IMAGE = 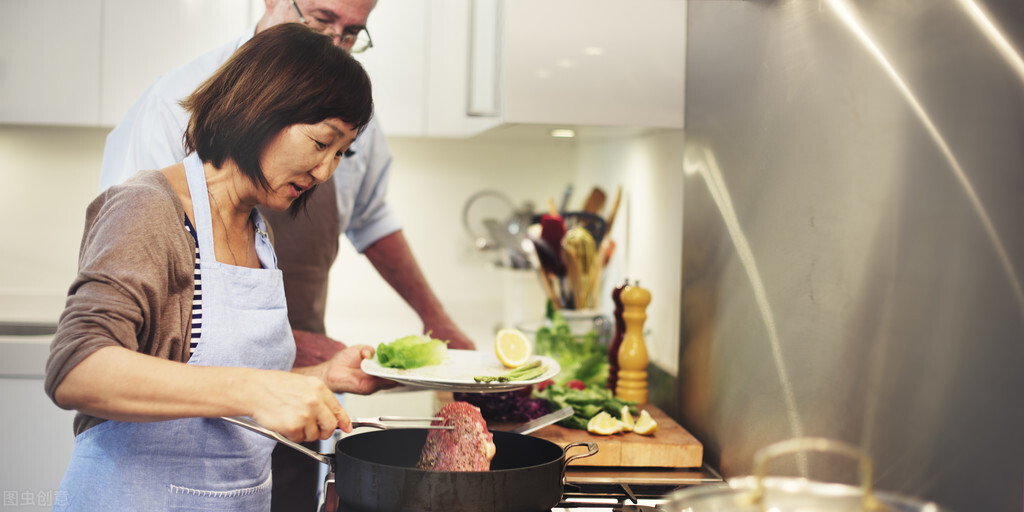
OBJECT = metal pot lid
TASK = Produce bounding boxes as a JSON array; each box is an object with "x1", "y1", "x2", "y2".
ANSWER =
[
  {"x1": 663, "y1": 476, "x2": 947, "y2": 512},
  {"x1": 662, "y1": 438, "x2": 949, "y2": 512}
]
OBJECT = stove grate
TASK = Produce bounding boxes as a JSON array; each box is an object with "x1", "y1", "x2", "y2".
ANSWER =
[{"x1": 555, "y1": 481, "x2": 687, "y2": 510}]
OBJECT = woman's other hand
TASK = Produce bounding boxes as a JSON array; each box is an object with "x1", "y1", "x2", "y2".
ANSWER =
[{"x1": 294, "y1": 344, "x2": 398, "y2": 395}]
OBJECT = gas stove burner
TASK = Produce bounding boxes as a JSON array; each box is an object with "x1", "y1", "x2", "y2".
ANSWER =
[{"x1": 555, "y1": 481, "x2": 683, "y2": 510}]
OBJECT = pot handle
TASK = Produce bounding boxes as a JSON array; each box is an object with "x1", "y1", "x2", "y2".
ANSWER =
[
  {"x1": 742, "y1": 437, "x2": 882, "y2": 511},
  {"x1": 560, "y1": 442, "x2": 599, "y2": 484},
  {"x1": 221, "y1": 416, "x2": 333, "y2": 468}
]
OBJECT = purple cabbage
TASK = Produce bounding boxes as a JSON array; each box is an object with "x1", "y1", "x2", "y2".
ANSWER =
[{"x1": 454, "y1": 388, "x2": 551, "y2": 423}]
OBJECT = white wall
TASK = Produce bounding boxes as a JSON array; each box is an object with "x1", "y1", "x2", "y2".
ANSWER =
[
  {"x1": 0, "y1": 125, "x2": 109, "y2": 322},
  {"x1": 575, "y1": 129, "x2": 685, "y2": 376}
]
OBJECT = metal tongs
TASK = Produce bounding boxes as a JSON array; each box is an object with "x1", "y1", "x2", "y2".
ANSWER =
[
  {"x1": 221, "y1": 415, "x2": 451, "y2": 468},
  {"x1": 350, "y1": 416, "x2": 453, "y2": 430},
  {"x1": 221, "y1": 415, "x2": 451, "y2": 435}
]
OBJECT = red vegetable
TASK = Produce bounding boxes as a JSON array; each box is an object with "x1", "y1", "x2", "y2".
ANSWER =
[
  {"x1": 536, "y1": 379, "x2": 554, "y2": 391},
  {"x1": 566, "y1": 379, "x2": 586, "y2": 390},
  {"x1": 453, "y1": 389, "x2": 551, "y2": 423}
]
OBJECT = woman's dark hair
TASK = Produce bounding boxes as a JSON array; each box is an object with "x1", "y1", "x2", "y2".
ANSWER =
[{"x1": 181, "y1": 23, "x2": 373, "y2": 213}]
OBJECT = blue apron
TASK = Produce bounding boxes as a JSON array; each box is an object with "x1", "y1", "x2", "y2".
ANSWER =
[{"x1": 56, "y1": 154, "x2": 297, "y2": 511}]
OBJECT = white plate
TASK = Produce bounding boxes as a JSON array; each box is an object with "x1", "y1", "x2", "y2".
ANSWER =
[{"x1": 361, "y1": 349, "x2": 559, "y2": 393}]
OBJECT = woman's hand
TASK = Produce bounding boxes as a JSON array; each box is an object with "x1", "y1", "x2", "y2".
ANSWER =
[
  {"x1": 294, "y1": 344, "x2": 399, "y2": 395},
  {"x1": 51, "y1": 346, "x2": 351, "y2": 443},
  {"x1": 246, "y1": 370, "x2": 351, "y2": 443}
]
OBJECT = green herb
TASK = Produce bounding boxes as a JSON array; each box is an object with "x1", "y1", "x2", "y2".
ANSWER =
[
  {"x1": 474, "y1": 360, "x2": 546, "y2": 382},
  {"x1": 533, "y1": 308, "x2": 609, "y2": 387},
  {"x1": 533, "y1": 382, "x2": 636, "y2": 430},
  {"x1": 376, "y1": 333, "x2": 449, "y2": 369}
]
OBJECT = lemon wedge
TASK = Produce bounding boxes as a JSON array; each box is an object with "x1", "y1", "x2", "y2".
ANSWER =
[
  {"x1": 619, "y1": 405, "x2": 635, "y2": 432},
  {"x1": 495, "y1": 328, "x2": 533, "y2": 368},
  {"x1": 586, "y1": 411, "x2": 623, "y2": 436},
  {"x1": 633, "y1": 409, "x2": 658, "y2": 435}
]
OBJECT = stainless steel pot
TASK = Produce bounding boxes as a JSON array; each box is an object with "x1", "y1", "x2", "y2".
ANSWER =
[{"x1": 663, "y1": 438, "x2": 950, "y2": 512}]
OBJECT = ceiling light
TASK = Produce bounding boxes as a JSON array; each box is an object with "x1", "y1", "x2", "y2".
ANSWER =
[{"x1": 549, "y1": 128, "x2": 576, "y2": 138}]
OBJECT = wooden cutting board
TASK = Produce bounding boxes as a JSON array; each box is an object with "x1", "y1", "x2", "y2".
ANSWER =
[{"x1": 496, "y1": 405, "x2": 703, "y2": 468}]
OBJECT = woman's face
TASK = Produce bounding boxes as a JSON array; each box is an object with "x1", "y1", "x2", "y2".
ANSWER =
[{"x1": 257, "y1": 118, "x2": 357, "y2": 210}]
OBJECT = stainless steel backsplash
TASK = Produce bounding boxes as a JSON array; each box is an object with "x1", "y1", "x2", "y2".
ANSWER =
[{"x1": 674, "y1": 1, "x2": 1024, "y2": 509}]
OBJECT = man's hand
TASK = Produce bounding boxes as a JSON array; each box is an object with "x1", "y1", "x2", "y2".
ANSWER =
[
  {"x1": 425, "y1": 321, "x2": 476, "y2": 350},
  {"x1": 293, "y1": 329, "x2": 346, "y2": 367},
  {"x1": 294, "y1": 344, "x2": 399, "y2": 395}
]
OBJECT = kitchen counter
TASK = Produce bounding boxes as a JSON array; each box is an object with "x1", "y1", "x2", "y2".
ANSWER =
[
  {"x1": 0, "y1": 322, "x2": 56, "y2": 378},
  {"x1": 0, "y1": 325, "x2": 77, "y2": 512}
]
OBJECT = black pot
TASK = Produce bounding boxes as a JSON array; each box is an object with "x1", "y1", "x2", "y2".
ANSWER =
[{"x1": 333, "y1": 430, "x2": 597, "y2": 512}]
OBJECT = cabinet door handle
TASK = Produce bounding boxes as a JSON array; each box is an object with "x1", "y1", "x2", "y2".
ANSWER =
[{"x1": 466, "y1": 0, "x2": 503, "y2": 117}]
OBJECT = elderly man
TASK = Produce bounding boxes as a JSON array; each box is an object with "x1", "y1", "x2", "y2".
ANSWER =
[{"x1": 99, "y1": 1, "x2": 476, "y2": 509}]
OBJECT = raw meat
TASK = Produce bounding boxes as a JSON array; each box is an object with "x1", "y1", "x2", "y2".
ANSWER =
[{"x1": 417, "y1": 401, "x2": 496, "y2": 471}]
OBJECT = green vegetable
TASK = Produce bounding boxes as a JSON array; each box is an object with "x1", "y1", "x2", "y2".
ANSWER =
[
  {"x1": 533, "y1": 308, "x2": 608, "y2": 387},
  {"x1": 376, "y1": 333, "x2": 449, "y2": 369},
  {"x1": 474, "y1": 360, "x2": 546, "y2": 383},
  {"x1": 533, "y1": 382, "x2": 636, "y2": 431}
]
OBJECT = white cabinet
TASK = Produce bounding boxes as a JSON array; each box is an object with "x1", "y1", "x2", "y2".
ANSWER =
[
  {"x1": 357, "y1": 0, "x2": 501, "y2": 137},
  {"x1": 361, "y1": 0, "x2": 685, "y2": 137},
  {"x1": 355, "y1": 0, "x2": 430, "y2": 136},
  {"x1": 501, "y1": 0, "x2": 686, "y2": 128},
  {"x1": 0, "y1": 0, "x2": 102, "y2": 126},
  {"x1": 0, "y1": 0, "x2": 253, "y2": 127},
  {"x1": 100, "y1": 0, "x2": 253, "y2": 126}
]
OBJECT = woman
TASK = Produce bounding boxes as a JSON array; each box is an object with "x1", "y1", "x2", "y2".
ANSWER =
[{"x1": 45, "y1": 24, "x2": 383, "y2": 510}]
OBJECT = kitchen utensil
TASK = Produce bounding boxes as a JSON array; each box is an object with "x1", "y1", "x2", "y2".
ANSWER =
[
  {"x1": 335, "y1": 429, "x2": 597, "y2": 512},
  {"x1": 581, "y1": 186, "x2": 607, "y2": 215},
  {"x1": 604, "y1": 185, "x2": 623, "y2": 234},
  {"x1": 540, "y1": 211, "x2": 606, "y2": 246},
  {"x1": 597, "y1": 185, "x2": 622, "y2": 267},
  {"x1": 661, "y1": 438, "x2": 949, "y2": 511},
  {"x1": 508, "y1": 406, "x2": 574, "y2": 435},
  {"x1": 558, "y1": 184, "x2": 574, "y2": 212},
  {"x1": 220, "y1": 415, "x2": 453, "y2": 467},
  {"x1": 227, "y1": 414, "x2": 598, "y2": 512},
  {"x1": 224, "y1": 415, "x2": 451, "y2": 435},
  {"x1": 540, "y1": 197, "x2": 568, "y2": 279},
  {"x1": 561, "y1": 226, "x2": 597, "y2": 309},
  {"x1": 461, "y1": 189, "x2": 516, "y2": 250},
  {"x1": 525, "y1": 234, "x2": 565, "y2": 307},
  {"x1": 483, "y1": 218, "x2": 530, "y2": 269},
  {"x1": 527, "y1": 234, "x2": 564, "y2": 277},
  {"x1": 601, "y1": 238, "x2": 617, "y2": 266},
  {"x1": 537, "y1": 268, "x2": 562, "y2": 308}
]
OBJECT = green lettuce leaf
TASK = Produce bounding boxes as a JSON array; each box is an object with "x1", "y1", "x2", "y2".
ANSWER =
[{"x1": 376, "y1": 334, "x2": 449, "y2": 369}]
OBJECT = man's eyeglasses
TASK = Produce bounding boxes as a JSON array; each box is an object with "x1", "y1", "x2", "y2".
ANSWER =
[{"x1": 290, "y1": 0, "x2": 373, "y2": 53}]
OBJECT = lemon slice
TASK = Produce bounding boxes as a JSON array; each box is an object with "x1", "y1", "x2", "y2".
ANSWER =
[
  {"x1": 495, "y1": 328, "x2": 533, "y2": 368},
  {"x1": 633, "y1": 409, "x2": 658, "y2": 435},
  {"x1": 619, "y1": 405, "x2": 635, "y2": 432},
  {"x1": 586, "y1": 411, "x2": 623, "y2": 435}
]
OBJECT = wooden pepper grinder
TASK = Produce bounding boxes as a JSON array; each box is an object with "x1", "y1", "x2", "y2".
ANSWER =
[
  {"x1": 606, "y1": 279, "x2": 628, "y2": 391},
  {"x1": 615, "y1": 282, "x2": 651, "y2": 404}
]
